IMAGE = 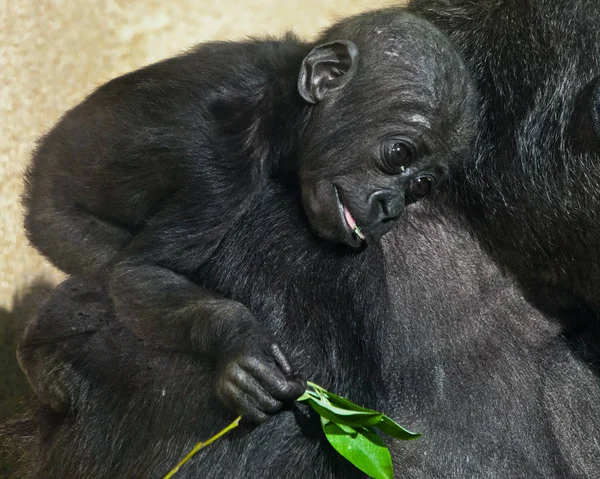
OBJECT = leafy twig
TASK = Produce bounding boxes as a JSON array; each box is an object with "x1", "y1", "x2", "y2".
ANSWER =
[
  {"x1": 164, "y1": 382, "x2": 420, "y2": 479},
  {"x1": 297, "y1": 381, "x2": 420, "y2": 479}
]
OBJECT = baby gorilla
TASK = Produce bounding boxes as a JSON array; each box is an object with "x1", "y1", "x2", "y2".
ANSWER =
[{"x1": 23, "y1": 9, "x2": 475, "y2": 422}]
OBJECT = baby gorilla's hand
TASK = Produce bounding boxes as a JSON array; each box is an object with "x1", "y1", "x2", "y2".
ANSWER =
[{"x1": 215, "y1": 333, "x2": 306, "y2": 423}]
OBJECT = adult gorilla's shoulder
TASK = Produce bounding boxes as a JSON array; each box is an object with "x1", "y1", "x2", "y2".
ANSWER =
[{"x1": 410, "y1": 0, "x2": 600, "y2": 312}]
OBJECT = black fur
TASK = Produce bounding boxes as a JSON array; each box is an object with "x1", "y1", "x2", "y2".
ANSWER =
[
  {"x1": 11, "y1": 0, "x2": 600, "y2": 477},
  {"x1": 410, "y1": 0, "x2": 600, "y2": 313},
  {"x1": 21, "y1": 8, "x2": 474, "y2": 423},
  {"x1": 17, "y1": 184, "x2": 390, "y2": 478}
]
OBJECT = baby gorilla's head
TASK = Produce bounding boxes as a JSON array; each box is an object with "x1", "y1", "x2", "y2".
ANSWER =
[{"x1": 297, "y1": 9, "x2": 476, "y2": 248}]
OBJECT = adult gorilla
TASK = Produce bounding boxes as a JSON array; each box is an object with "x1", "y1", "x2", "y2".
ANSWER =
[
  {"x1": 12, "y1": 0, "x2": 600, "y2": 477},
  {"x1": 384, "y1": 0, "x2": 600, "y2": 475}
]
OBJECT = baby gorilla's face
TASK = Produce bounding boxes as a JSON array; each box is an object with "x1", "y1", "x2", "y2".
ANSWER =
[
  {"x1": 298, "y1": 19, "x2": 476, "y2": 249},
  {"x1": 301, "y1": 136, "x2": 441, "y2": 248}
]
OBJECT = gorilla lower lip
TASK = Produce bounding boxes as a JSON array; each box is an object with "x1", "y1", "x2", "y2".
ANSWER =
[{"x1": 344, "y1": 207, "x2": 365, "y2": 240}]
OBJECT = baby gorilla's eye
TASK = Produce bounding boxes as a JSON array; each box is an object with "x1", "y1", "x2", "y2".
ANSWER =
[
  {"x1": 391, "y1": 143, "x2": 410, "y2": 163},
  {"x1": 383, "y1": 140, "x2": 412, "y2": 174},
  {"x1": 409, "y1": 175, "x2": 434, "y2": 200}
]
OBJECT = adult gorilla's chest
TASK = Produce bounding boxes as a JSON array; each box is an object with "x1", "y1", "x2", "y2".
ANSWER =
[{"x1": 381, "y1": 206, "x2": 600, "y2": 477}]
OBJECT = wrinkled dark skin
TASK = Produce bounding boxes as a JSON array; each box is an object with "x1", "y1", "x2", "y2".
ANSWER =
[{"x1": 21, "y1": 9, "x2": 474, "y2": 422}]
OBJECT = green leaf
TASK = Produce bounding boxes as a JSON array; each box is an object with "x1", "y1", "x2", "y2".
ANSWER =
[
  {"x1": 297, "y1": 390, "x2": 314, "y2": 402},
  {"x1": 321, "y1": 418, "x2": 393, "y2": 479},
  {"x1": 375, "y1": 415, "x2": 421, "y2": 440},
  {"x1": 310, "y1": 396, "x2": 381, "y2": 418},
  {"x1": 306, "y1": 397, "x2": 384, "y2": 428},
  {"x1": 297, "y1": 385, "x2": 326, "y2": 403},
  {"x1": 301, "y1": 382, "x2": 420, "y2": 438},
  {"x1": 302, "y1": 382, "x2": 381, "y2": 417},
  {"x1": 320, "y1": 389, "x2": 382, "y2": 414},
  {"x1": 299, "y1": 384, "x2": 383, "y2": 426}
]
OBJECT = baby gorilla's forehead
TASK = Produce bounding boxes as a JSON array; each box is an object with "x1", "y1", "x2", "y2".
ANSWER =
[
  {"x1": 357, "y1": 40, "x2": 472, "y2": 128},
  {"x1": 308, "y1": 9, "x2": 476, "y2": 159},
  {"x1": 343, "y1": 62, "x2": 457, "y2": 128},
  {"x1": 362, "y1": 34, "x2": 461, "y2": 81}
]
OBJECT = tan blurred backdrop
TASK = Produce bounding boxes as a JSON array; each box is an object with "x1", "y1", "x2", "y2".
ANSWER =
[{"x1": 0, "y1": 0, "x2": 405, "y2": 310}]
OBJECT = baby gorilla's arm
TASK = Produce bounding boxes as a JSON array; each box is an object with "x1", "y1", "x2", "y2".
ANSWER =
[
  {"x1": 111, "y1": 259, "x2": 305, "y2": 423},
  {"x1": 106, "y1": 190, "x2": 306, "y2": 422}
]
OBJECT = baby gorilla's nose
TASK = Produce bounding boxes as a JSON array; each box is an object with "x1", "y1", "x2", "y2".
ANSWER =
[{"x1": 367, "y1": 189, "x2": 404, "y2": 228}]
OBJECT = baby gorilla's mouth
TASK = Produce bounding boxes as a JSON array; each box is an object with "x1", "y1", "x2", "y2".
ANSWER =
[
  {"x1": 333, "y1": 185, "x2": 365, "y2": 241},
  {"x1": 343, "y1": 206, "x2": 365, "y2": 240}
]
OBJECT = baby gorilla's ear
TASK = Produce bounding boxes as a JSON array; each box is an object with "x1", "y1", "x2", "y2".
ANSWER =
[
  {"x1": 298, "y1": 40, "x2": 359, "y2": 104},
  {"x1": 570, "y1": 75, "x2": 600, "y2": 153}
]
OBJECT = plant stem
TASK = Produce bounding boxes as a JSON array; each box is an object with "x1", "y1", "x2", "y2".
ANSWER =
[{"x1": 162, "y1": 416, "x2": 242, "y2": 479}]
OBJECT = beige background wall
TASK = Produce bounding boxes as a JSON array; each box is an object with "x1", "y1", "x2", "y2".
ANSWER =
[{"x1": 0, "y1": 0, "x2": 402, "y2": 310}]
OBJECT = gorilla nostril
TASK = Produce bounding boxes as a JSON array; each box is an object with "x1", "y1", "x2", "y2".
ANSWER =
[{"x1": 379, "y1": 198, "x2": 390, "y2": 218}]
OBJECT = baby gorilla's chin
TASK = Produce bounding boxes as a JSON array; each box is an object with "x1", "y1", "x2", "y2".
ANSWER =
[{"x1": 301, "y1": 181, "x2": 364, "y2": 250}]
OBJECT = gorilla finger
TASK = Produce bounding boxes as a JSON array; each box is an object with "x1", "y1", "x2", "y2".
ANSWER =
[
  {"x1": 287, "y1": 375, "x2": 308, "y2": 398},
  {"x1": 219, "y1": 365, "x2": 284, "y2": 414},
  {"x1": 235, "y1": 373, "x2": 284, "y2": 414},
  {"x1": 218, "y1": 381, "x2": 263, "y2": 421},
  {"x1": 244, "y1": 408, "x2": 269, "y2": 424},
  {"x1": 271, "y1": 375, "x2": 307, "y2": 401},
  {"x1": 240, "y1": 356, "x2": 299, "y2": 399},
  {"x1": 268, "y1": 343, "x2": 293, "y2": 377},
  {"x1": 227, "y1": 383, "x2": 271, "y2": 423},
  {"x1": 242, "y1": 357, "x2": 289, "y2": 399},
  {"x1": 218, "y1": 362, "x2": 246, "y2": 388}
]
